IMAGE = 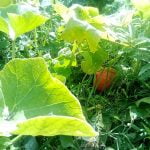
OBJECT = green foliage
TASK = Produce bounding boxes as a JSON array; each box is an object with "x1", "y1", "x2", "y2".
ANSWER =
[
  {"x1": 0, "y1": 58, "x2": 97, "y2": 137},
  {"x1": 50, "y1": 47, "x2": 77, "y2": 78},
  {"x1": 81, "y1": 48, "x2": 108, "y2": 74},
  {"x1": 54, "y1": 4, "x2": 119, "y2": 74},
  {"x1": 136, "y1": 97, "x2": 150, "y2": 106},
  {"x1": 0, "y1": 0, "x2": 149, "y2": 149},
  {"x1": 0, "y1": 137, "x2": 10, "y2": 149}
]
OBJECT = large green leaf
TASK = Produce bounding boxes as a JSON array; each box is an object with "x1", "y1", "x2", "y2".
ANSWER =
[
  {"x1": 0, "y1": 58, "x2": 97, "y2": 137},
  {"x1": 53, "y1": 4, "x2": 99, "y2": 22},
  {"x1": 0, "y1": 4, "x2": 48, "y2": 39},
  {"x1": 54, "y1": 4, "x2": 116, "y2": 49},
  {"x1": 62, "y1": 17, "x2": 114, "y2": 53},
  {"x1": 8, "y1": 12, "x2": 48, "y2": 39}
]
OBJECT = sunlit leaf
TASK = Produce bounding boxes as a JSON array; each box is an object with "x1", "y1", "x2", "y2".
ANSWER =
[
  {"x1": 54, "y1": 4, "x2": 99, "y2": 22},
  {"x1": 8, "y1": 12, "x2": 48, "y2": 39},
  {"x1": 0, "y1": 17, "x2": 9, "y2": 34},
  {"x1": 88, "y1": 15, "x2": 106, "y2": 30},
  {"x1": 0, "y1": 58, "x2": 97, "y2": 137},
  {"x1": 70, "y1": 4, "x2": 99, "y2": 20},
  {"x1": 53, "y1": 3, "x2": 69, "y2": 22},
  {"x1": 52, "y1": 73, "x2": 66, "y2": 84},
  {"x1": 132, "y1": 0, "x2": 150, "y2": 19},
  {"x1": 0, "y1": 4, "x2": 48, "y2": 39},
  {"x1": 62, "y1": 17, "x2": 115, "y2": 53}
]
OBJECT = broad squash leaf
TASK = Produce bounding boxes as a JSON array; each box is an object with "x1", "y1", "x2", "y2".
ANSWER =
[
  {"x1": 70, "y1": 4, "x2": 99, "y2": 20},
  {"x1": 62, "y1": 17, "x2": 114, "y2": 53},
  {"x1": 62, "y1": 18, "x2": 85, "y2": 43},
  {"x1": 54, "y1": 4, "x2": 117, "y2": 53},
  {"x1": 8, "y1": 12, "x2": 48, "y2": 39},
  {"x1": 0, "y1": 4, "x2": 48, "y2": 39},
  {"x1": 0, "y1": 58, "x2": 97, "y2": 137},
  {"x1": 54, "y1": 4, "x2": 99, "y2": 22}
]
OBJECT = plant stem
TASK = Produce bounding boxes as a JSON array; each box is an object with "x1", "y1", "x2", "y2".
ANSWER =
[
  {"x1": 12, "y1": 40, "x2": 16, "y2": 59},
  {"x1": 34, "y1": 29, "x2": 39, "y2": 56},
  {"x1": 7, "y1": 135, "x2": 22, "y2": 148}
]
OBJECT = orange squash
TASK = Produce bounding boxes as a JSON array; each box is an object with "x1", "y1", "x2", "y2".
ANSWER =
[{"x1": 94, "y1": 68, "x2": 117, "y2": 92}]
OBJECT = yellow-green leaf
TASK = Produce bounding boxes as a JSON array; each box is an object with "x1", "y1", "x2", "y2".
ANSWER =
[{"x1": 0, "y1": 58, "x2": 97, "y2": 137}]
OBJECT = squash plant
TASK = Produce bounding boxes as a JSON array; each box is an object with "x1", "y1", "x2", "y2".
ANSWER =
[
  {"x1": 0, "y1": 58, "x2": 97, "y2": 137},
  {"x1": 53, "y1": 4, "x2": 127, "y2": 74}
]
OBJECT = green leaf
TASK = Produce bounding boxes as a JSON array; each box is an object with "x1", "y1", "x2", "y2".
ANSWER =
[
  {"x1": 70, "y1": 4, "x2": 99, "y2": 20},
  {"x1": 130, "y1": 105, "x2": 150, "y2": 119},
  {"x1": 54, "y1": 4, "x2": 99, "y2": 22},
  {"x1": 0, "y1": 58, "x2": 97, "y2": 137},
  {"x1": 138, "y1": 64, "x2": 150, "y2": 81},
  {"x1": 52, "y1": 73, "x2": 66, "y2": 84},
  {"x1": 0, "y1": 137, "x2": 10, "y2": 149},
  {"x1": 53, "y1": 3, "x2": 69, "y2": 22},
  {"x1": 57, "y1": 47, "x2": 77, "y2": 67},
  {"x1": 54, "y1": 4, "x2": 116, "y2": 53},
  {"x1": 81, "y1": 49, "x2": 108, "y2": 74},
  {"x1": 62, "y1": 17, "x2": 114, "y2": 53},
  {"x1": 62, "y1": 18, "x2": 85, "y2": 43},
  {"x1": 0, "y1": 16, "x2": 9, "y2": 34},
  {"x1": 51, "y1": 47, "x2": 77, "y2": 78},
  {"x1": 136, "y1": 97, "x2": 150, "y2": 107},
  {"x1": 88, "y1": 16, "x2": 105, "y2": 30},
  {"x1": 8, "y1": 11, "x2": 48, "y2": 39},
  {"x1": 60, "y1": 136, "x2": 75, "y2": 149},
  {"x1": 0, "y1": 4, "x2": 48, "y2": 39}
]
